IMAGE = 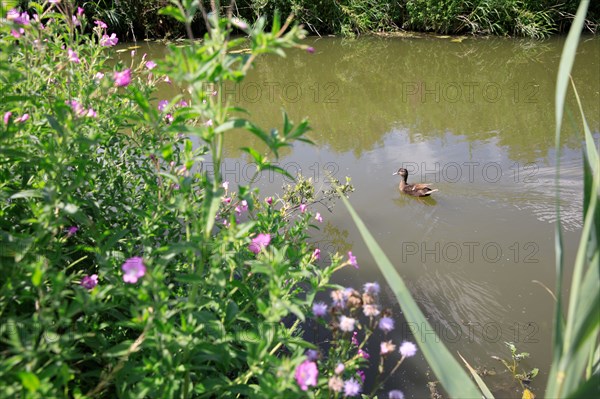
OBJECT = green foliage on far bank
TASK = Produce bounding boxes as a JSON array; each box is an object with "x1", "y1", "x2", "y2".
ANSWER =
[{"x1": 10, "y1": 0, "x2": 600, "y2": 40}]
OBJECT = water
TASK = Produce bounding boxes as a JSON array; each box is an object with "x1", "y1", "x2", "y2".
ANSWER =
[{"x1": 123, "y1": 34, "x2": 599, "y2": 398}]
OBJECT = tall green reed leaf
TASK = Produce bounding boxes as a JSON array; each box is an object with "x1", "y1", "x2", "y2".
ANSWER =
[{"x1": 337, "y1": 193, "x2": 483, "y2": 399}]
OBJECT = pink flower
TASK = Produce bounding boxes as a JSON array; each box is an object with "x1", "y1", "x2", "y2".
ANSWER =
[
  {"x1": 72, "y1": 15, "x2": 80, "y2": 27},
  {"x1": 339, "y1": 315, "x2": 356, "y2": 332},
  {"x1": 315, "y1": 212, "x2": 323, "y2": 223},
  {"x1": 68, "y1": 48, "x2": 80, "y2": 63},
  {"x1": 15, "y1": 114, "x2": 29, "y2": 123},
  {"x1": 222, "y1": 181, "x2": 229, "y2": 190},
  {"x1": 67, "y1": 226, "x2": 79, "y2": 236},
  {"x1": 399, "y1": 341, "x2": 418, "y2": 357},
  {"x1": 204, "y1": 119, "x2": 213, "y2": 127},
  {"x1": 312, "y1": 248, "x2": 320, "y2": 260},
  {"x1": 343, "y1": 378, "x2": 361, "y2": 397},
  {"x1": 122, "y1": 257, "x2": 146, "y2": 283},
  {"x1": 94, "y1": 20, "x2": 107, "y2": 29},
  {"x1": 380, "y1": 341, "x2": 396, "y2": 355},
  {"x1": 358, "y1": 349, "x2": 369, "y2": 359},
  {"x1": 100, "y1": 33, "x2": 118, "y2": 46},
  {"x1": 306, "y1": 46, "x2": 315, "y2": 54},
  {"x1": 81, "y1": 274, "x2": 98, "y2": 289},
  {"x1": 146, "y1": 60, "x2": 157, "y2": 70},
  {"x1": 4, "y1": 112, "x2": 12, "y2": 125},
  {"x1": 158, "y1": 100, "x2": 168, "y2": 112},
  {"x1": 299, "y1": 204, "x2": 307, "y2": 213},
  {"x1": 265, "y1": 196, "x2": 273, "y2": 205},
  {"x1": 294, "y1": 360, "x2": 318, "y2": 391},
  {"x1": 86, "y1": 108, "x2": 97, "y2": 118},
  {"x1": 348, "y1": 251, "x2": 358, "y2": 269},
  {"x1": 334, "y1": 363, "x2": 345, "y2": 375},
  {"x1": 113, "y1": 69, "x2": 131, "y2": 87},
  {"x1": 249, "y1": 233, "x2": 271, "y2": 254},
  {"x1": 94, "y1": 72, "x2": 104, "y2": 81},
  {"x1": 77, "y1": 7, "x2": 84, "y2": 16},
  {"x1": 9, "y1": 10, "x2": 30, "y2": 25},
  {"x1": 164, "y1": 76, "x2": 171, "y2": 84}
]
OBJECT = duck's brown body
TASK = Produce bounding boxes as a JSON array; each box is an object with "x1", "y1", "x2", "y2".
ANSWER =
[{"x1": 394, "y1": 168, "x2": 438, "y2": 197}]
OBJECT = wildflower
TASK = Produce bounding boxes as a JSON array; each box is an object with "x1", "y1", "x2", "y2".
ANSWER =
[
  {"x1": 4, "y1": 112, "x2": 12, "y2": 125},
  {"x1": 68, "y1": 48, "x2": 80, "y2": 63},
  {"x1": 122, "y1": 257, "x2": 146, "y2": 283},
  {"x1": 299, "y1": 203, "x2": 307, "y2": 213},
  {"x1": 204, "y1": 119, "x2": 213, "y2": 127},
  {"x1": 158, "y1": 100, "x2": 168, "y2": 112},
  {"x1": 312, "y1": 248, "x2": 321, "y2": 260},
  {"x1": 351, "y1": 331, "x2": 359, "y2": 346},
  {"x1": 399, "y1": 341, "x2": 418, "y2": 358},
  {"x1": 389, "y1": 390, "x2": 405, "y2": 399},
  {"x1": 94, "y1": 20, "x2": 107, "y2": 29},
  {"x1": 77, "y1": 7, "x2": 84, "y2": 16},
  {"x1": 363, "y1": 282, "x2": 380, "y2": 295},
  {"x1": 10, "y1": 11, "x2": 30, "y2": 25},
  {"x1": 306, "y1": 349, "x2": 319, "y2": 361},
  {"x1": 164, "y1": 76, "x2": 171, "y2": 84},
  {"x1": 294, "y1": 360, "x2": 318, "y2": 391},
  {"x1": 177, "y1": 100, "x2": 188, "y2": 107},
  {"x1": 334, "y1": 363, "x2": 345, "y2": 375},
  {"x1": 165, "y1": 114, "x2": 173, "y2": 124},
  {"x1": 380, "y1": 340, "x2": 396, "y2": 355},
  {"x1": 330, "y1": 289, "x2": 345, "y2": 307},
  {"x1": 343, "y1": 377, "x2": 361, "y2": 397},
  {"x1": 346, "y1": 289, "x2": 362, "y2": 309},
  {"x1": 67, "y1": 226, "x2": 79, "y2": 236},
  {"x1": 356, "y1": 370, "x2": 366, "y2": 383},
  {"x1": 100, "y1": 33, "x2": 118, "y2": 46},
  {"x1": 11, "y1": 28, "x2": 25, "y2": 38},
  {"x1": 15, "y1": 114, "x2": 29, "y2": 123},
  {"x1": 146, "y1": 61, "x2": 157, "y2": 70},
  {"x1": 306, "y1": 46, "x2": 315, "y2": 54},
  {"x1": 113, "y1": 69, "x2": 131, "y2": 87},
  {"x1": 80, "y1": 274, "x2": 98, "y2": 289},
  {"x1": 238, "y1": 200, "x2": 248, "y2": 213},
  {"x1": 328, "y1": 376, "x2": 343, "y2": 392},
  {"x1": 312, "y1": 302, "x2": 327, "y2": 317},
  {"x1": 358, "y1": 349, "x2": 369, "y2": 360},
  {"x1": 222, "y1": 197, "x2": 231, "y2": 204},
  {"x1": 265, "y1": 196, "x2": 273, "y2": 205},
  {"x1": 315, "y1": 212, "x2": 323, "y2": 222},
  {"x1": 222, "y1": 181, "x2": 229, "y2": 190},
  {"x1": 231, "y1": 17, "x2": 248, "y2": 30},
  {"x1": 72, "y1": 15, "x2": 80, "y2": 27},
  {"x1": 49, "y1": 0, "x2": 60, "y2": 3},
  {"x1": 249, "y1": 233, "x2": 271, "y2": 254},
  {"x1": 94, "y1": 72, "x2": 104, "y2": 81},
  {"x1": 86, "y1": 108, "x2": 97, "y2": 118},
  {"x1": 347, "y1": 251, "x2": 358, "y2": 268},
  {"x1": 379, "y1": 316, "x2": 395, "y2": 333},
  {"x1": 339, "y1": 315, "x2": 355, "y2": 332}
]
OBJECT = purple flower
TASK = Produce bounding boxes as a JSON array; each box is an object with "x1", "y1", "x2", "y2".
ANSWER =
[
  {"x1": 294, "y1": 360, "x2": 318, "y2": 391},
  {"x1": 95, "y1": 20, "x2": 107, "y2": 29},
  {"x1": 339, "y1": 315, "x2": 356, "y2": 332},
  {"x1": 100, "y1": 33, "x2": 118, "y2": 46},
  {"x1": 4, "y1": 112, "x2": 12, "y2": 125},
  {"x1": 94, "y1": 72, "x2": 104, "y2": 81},
  {"x1": 315, "y1": 212, "x2": 323, "y2": 223},
  {"x1": 334, "y1": 363, "x2": 345, "y2": 375},
  {"x1": 238, "y1": 200, "x2": 248, "y2": 213},
  {"x1": 158, "y1": 100, "x2": 168, "y2": 112},
  {"x1": 249, "y1": 233, "x2": 271, "y2": 254},
  {"x1": 306, "y1": 46, "x2": 315, "y2": 54},
  {"x1": 399, "y1": 341, "x2": 418, "y2": 357},
  {"x1": 146, "y1": 60, "x2": 157, "y2": 70},
  {"x1": 80, "y1": 274, "x2": 98, "y2": 289},
  {"x1": 72, "y1": 15, "x2": 80, "y2": 27},
  {"x1": 343, "y1": 377, "x2": 361, "y2": 397},
  {"x1": 379, "y1": 316, "x2": 395, "y2": 333},
  {"x1": 312, "y1": 301, "x2": 327, "y2": 317},
  {"x1": 358, "y1": 349, "x2": 369, "y2": 359},
  {"x1": 363, "y1": 282, "x2": 380, "y2": 295},
  {"x1": 8, "y1": 10, "x2": 30, "y2": 25},
  {"x1": 177, "y1": 100, "x2": 188, "y2": 107},
  {"x1": 312, "y1": 248, "x2": 321, "y2": 260},
  {"x1": 347, "y1": 251, "x2": 358, "y2": 269},
  {"x1": 122, "y1": 257, "x2": 146, "y2": 283},
  {"x1": 389, "y1": 390, "x2": 405, "y2": 399},
  {"x1": 68, "y1": 48, "x2": 80, "y2": 63},
  {"x1": 265, "y1": 196, "x2": 273, "y2": 205},
  {"x1": 67, "y1": 226, "x2": 79, "y2": 236},
  {"x1": 113, "y1": 69, "x2": 131, "y2": 87},
  {"x1": 306, "y1": 349, "x2": 319, "y2": 361},
  {"x1": 77, "y1": 7, "x2": 84, "y2": 16},
  {"x1": 356, "y1": 369, "x2": 366, "y2": 383},
  {"x1": 11, "y1": 29, "x2": 24, "y2": 38},
  {"x1": 299, "y1": 203, "x2": 307, "y2": 213},
  {"x1": 351, "y1": 331, "x2": 359, "y2": 346}
]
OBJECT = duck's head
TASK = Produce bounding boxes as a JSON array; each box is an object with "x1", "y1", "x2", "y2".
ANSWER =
[{"x1": 393, "y1": 168, "x2": 408, "y2": 178}]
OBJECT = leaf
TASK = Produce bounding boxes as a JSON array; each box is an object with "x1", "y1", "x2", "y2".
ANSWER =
[
  {"x1": 10, "y1": 190, "x2": 42, "y2": 199},
  {"x1": 31, "y1": 265, "x2": 43, "y2": 287},
  {"x1": 104, "y1": 341, "x2": 133, "y2": 357},
  {"x1": 338, "y1": 192, "x2": 482, "y2": 398},
  {"x1": 18, "y1": 372, "x2": 40, "y2": 393},
  {"x1": 158, "y1": 5, "x2": 187, "y2": 24},
  {"x1": 458, "y1": 352, "x2": 495, "y2": 399}
]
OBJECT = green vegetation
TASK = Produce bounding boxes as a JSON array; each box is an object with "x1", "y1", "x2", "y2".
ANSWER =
[{"x1": 6, "y1": 0, "x2": 600, "y2": 39}]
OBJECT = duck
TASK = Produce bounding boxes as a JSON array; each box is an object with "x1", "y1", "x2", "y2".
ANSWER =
[{"x1": 393, "y1": 168, "x2": 438, "y2": 197}]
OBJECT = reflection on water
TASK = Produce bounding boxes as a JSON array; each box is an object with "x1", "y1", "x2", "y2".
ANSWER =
[{"x1": 125, "y1": 34, "x2": 599, "y2": 397}]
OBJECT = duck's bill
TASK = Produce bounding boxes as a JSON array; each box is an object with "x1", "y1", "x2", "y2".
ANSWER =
[{"x1": 392, "y1": 172, "x2": 398, "y2": 175}]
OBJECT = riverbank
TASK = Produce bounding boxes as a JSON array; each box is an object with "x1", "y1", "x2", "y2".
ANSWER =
[{"x1": 20, "y1": 0, "x2": 599, "y2": 41}]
